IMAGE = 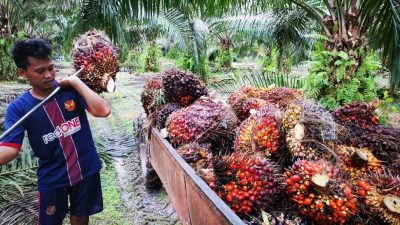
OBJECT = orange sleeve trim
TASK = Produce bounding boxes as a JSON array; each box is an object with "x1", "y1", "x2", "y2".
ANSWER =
[{"x1": 0, "y1": 142, "x2": 22, "y2": 150}]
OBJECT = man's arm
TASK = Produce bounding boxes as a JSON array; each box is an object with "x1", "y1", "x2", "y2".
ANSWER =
[
  {"x1": 59, "y1": 76, "x2": 111, "y2": 117},
  {"x1": 0, "y1": 146, "x2": 19, "y2": 165}
]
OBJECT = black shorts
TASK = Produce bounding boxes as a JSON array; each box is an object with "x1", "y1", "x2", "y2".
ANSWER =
[{"x1": 37, "y1": 172, "x2": 103, "y2": 225}]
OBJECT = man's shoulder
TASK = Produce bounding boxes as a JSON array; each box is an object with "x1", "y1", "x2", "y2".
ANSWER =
[{"x1": 6, "y1": 91, "x2": 32, "y2": 113}]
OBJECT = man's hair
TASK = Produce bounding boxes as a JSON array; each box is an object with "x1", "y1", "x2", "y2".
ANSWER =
[{"x1": 11, "y1": 38, "x2": 52, "y2": 70}]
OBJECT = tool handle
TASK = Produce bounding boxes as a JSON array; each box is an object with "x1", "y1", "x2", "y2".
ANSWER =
[{"x1": 0, "y1": 68, "x2": 83, "y2": 142}]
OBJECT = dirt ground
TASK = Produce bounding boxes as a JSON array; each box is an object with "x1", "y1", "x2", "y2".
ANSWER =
[{"x1": 88, "y1": 70, "x2": 179, "y2": 225}]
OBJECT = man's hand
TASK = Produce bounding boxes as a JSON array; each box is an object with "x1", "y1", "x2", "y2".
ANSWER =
[
  {"x1": 58, "y1": 75, "x2": 111, "y2": 118},
  {"x1": 0, "y1": 146, "x2": 19, "y2": 165},
  {"x1": 58, "y1": 75, "x2": 81, "y2": 89}
]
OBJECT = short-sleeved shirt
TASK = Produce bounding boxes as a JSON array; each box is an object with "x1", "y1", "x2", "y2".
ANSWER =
[{"x1": 0, "y1": 81, "x2": 102, "y2": 191}]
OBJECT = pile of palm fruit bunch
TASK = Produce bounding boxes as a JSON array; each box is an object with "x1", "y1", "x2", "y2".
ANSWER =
[
  {"x1": 72, "y1": 29, "x2": 120, "y2": 93},
  {"x1": 140, "y1": 80, "x2": 400, "y2": 225},
  {"x1": 332, "y1": 100, "x2": 400, "y2": 173}
]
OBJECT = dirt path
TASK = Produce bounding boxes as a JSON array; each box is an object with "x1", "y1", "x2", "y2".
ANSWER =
[{"x1": 90, "y1": 71, "x2": 179, "y2": 225}]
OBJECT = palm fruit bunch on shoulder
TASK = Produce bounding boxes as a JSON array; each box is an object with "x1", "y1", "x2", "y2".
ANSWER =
[
  {"x1": 228, "y1": 86, "x2": 270, "y2": 121},
  {"x1": 176, "y1": 143, "x2": 213, "y2": 172},
  {"x1": 156, "y1": 103, "x2": 182, "y2": 129},
  {"x1": 162, "y1": 68, "x2": 208, "y2": 106},
  {"x1": 362, "y1": 172, "x2": 400, "y2": 225},
  {"x1": 284, "y1": 160, "x2": 359, "y2": 225},
  {"x1": 213, "y1": 153, "x2": 282, "y2": 217},
  {"x1": 72, "y1": 29, "x2": 119, "y2": 93},
  {"x1": 261, "y1": 87, "x2": 302, "y2": 110},
  {"x1": 332, "y1": 100, "x2": 379, "y2": 128},
  {"x1": 140, "y1": 78, "x2": 164, "y2": 116},
  {"x1": 166, "y1": 97, "x2": 239, "y2": 148},
  {"x1": 284, "y1": 101, "x2": 337, "y2": 160},
  {"x1": 235, "y1": 107, "x2": 282, "y2": 157},
  {"x1": 335, "y1": 145, "x2": 383, "y2": 184}
]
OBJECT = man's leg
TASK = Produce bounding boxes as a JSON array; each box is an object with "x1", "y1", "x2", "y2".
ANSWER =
[
  {"x1": 69, "y1": 172, "x2": 103, "y2": 221},
  {"x1": 37, "y1": 188, "x2": 68, "y2": 225},
  {"x1": 70, "y1": 215, "x2": 89, "y2": 225}
]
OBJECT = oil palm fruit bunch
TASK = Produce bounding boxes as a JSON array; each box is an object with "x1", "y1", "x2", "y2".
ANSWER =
[
  {"x1": 261, "y1": 87, "x2": 302, "y2": 110},
  {"x1": 335, "y1": 145, "x2": 383, "y2": 183},
  {"x1": 284, "y1": 160, "x2": 359, "y2": 225},
  {"x1": 252, "y1": 113, "x2": 281, "y2": 157},
  {"x1": 176, "y1": 143, "x2": 213, "y2": 172},
  {"x1": 285, "y1": 101, "x2": 337, "y2": 160},
  {"x1": 214, "y1": 153, "x2": 282, "y2": 217},
  {"x1": 349, "y1": 124, "x2": 400, "y2": 173},
  {"x1": 162, "y1": 68, "x2": 208, "y2": 106},
  {"x1": 228, "y1": 86, "x2": 270, "y2": 120},
  {"x1": 363, "y1": 172, "x2": 400, "y2": 225},
  {"x1": 140, "y1": 78, "x2": 164, "y2": 116},
  {"x1": 282, "y1": 103, "x2": 303, "y2": 130},
  {"x1": 166, "y1": 97, "x2": 239, "y2": 147},
  {"x1": 240, "y1": 98, "x2": 268, "y2": 120},
  {"x1": 235, "y1": 109, "x2": 282, "y2": 157},
  {"x1": 156, "y1": 103, "x2": 182, "y2": 129},
  {"x1": 72, "y1": 29, "x2": 119, "y2": 93},
  {"x1": 332, "y1": 100, "x2": 379, "y2": 128}
]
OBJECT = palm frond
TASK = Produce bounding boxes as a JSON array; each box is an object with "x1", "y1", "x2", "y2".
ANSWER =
[
  {"x1": 209, "y1": 70, "x2": 305, "y2": 94},
  {"x1": 151, "y1": 8, "x2": 190, "y2": 52},
  {"x1": 361, "y1": 0, "x2": 400, "y2": 91}
]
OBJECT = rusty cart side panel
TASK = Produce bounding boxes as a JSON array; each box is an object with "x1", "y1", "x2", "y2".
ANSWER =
[{"x1": 149, "y1": 128, "x2": 245, "y2": 225}]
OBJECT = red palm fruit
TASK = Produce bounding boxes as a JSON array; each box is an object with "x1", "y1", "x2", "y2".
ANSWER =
[
  {"x1": 140, "y1": 78, "x2": 163, "y2": 116},
  {"x1": 156, "y1": 103, "x2": 182, "y2": 129},
  {"x1": 176, "y1": 143, "x2": 213, "y2": 172},
  {"x1": 72, "y1": 29, "x2": 119, "y2": 93},
  {"x1": 332, "y1": 100, "x2": 379, "y2": 128},
  {"x1": 162, "y1": 68, "x2": 208, "y2": 106},
  {"x1": 363, "y1": 172, "x2": 400, "y2": 225},
  {"x1": 228, "y1": 86, "x2": 270, "y2": 120},
  {"x1": 335, "y1": 145, "x2": 384, "y2": 183},
  {"x1": 235, "y1": 109, "x2": 282, "y2": 157},
  {"x1": 214, "y1": 153, "x2": 282, "y2": 217},
  {"x1": 260, "y1": 87, "x2": 302, "y2": 110},
  {"x1": 241, "y1": 98, "x2": 267, "y2": 120},
  {"x1": 284, "y1": 160, "x2": 359, "y2": 225},
  {"x1": 166, "y1": 97, "x2": 239, "y2": 147},
  {"x1": 252, "y1": 113, "x2": 281, "y2": 157}
]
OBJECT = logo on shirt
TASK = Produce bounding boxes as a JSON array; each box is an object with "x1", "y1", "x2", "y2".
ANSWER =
[
  {"x1": 64, "y1": 99, "x2": 76, "y2": 111},
  {"x1": 42, "y1": 117, "x2": 81, "y2": 144}
]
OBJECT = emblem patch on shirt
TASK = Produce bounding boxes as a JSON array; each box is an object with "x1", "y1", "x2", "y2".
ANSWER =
[
  {"x1": 64, "y1": 100, "x2": 76, "y2": 111},
  {"x1": 46, "y1": 205, "x2": 56, "y2": 215}
]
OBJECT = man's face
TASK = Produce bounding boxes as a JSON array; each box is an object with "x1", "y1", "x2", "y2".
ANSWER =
[{"x1": 18, "y1": 56, "x2": 56, "y2": 91}]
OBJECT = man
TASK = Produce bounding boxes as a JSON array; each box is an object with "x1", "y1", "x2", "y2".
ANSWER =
[{"x1": 0, "y1": 39, "x2": 111, "y2": 225}]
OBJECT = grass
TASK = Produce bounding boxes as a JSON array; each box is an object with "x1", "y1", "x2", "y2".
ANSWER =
[{"x1": 91, "y1": 167, "x2": 124, "y2": 225}]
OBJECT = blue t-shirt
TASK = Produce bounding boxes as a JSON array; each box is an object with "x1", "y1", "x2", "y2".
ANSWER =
[{"x1": 0, "y1": 82, "x2": 102, "y2": 191}]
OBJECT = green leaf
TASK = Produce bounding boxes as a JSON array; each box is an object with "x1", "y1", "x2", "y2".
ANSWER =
[{"x1": 337, "y1": 51, "x2": 349, "y2": 60}]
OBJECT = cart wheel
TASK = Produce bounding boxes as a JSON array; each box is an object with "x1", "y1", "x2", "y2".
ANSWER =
[{"x1": 136, "y1": 115, "x2": 162, "y2": 190}]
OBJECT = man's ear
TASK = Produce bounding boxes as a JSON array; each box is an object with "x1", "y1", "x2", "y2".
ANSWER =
[{"x1": 16, "y1": 68, "x2": 27, "y2": 79}]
